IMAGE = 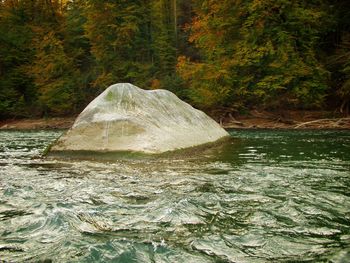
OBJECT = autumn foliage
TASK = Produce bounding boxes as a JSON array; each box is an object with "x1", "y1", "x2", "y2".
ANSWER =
[{"x1": 0, "y1": 0, "x2": 349, "y2": 118}]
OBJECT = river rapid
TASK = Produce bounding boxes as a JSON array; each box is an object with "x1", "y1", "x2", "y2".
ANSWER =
[{"x1": 0, "y1": 130, "x2": 349, "y2": 262}]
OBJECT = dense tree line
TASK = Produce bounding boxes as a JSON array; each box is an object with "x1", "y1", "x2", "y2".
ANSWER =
[{"x1": 0, "y1": 0, "x2": 349, "y2": 118}]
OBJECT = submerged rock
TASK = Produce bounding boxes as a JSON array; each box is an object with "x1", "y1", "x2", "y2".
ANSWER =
[{"x1": 50, "y1": 83, "x2": 229, "y2": 154}]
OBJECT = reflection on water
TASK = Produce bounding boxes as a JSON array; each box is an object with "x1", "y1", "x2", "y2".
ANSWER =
[{"x1": 0, "y1": 129, "x2": 350, "y2": 262}]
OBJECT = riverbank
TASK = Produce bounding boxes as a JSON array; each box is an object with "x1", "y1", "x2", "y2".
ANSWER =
[
  {"x1": 219, "y1": 110, "x2": 350, "y2": 129},
  {"x1": 0, "y1": 111, "x2": 349, "y2": 130},
  {"x1": 0, "y1": 117, "x2": 76, "y2": 130}
]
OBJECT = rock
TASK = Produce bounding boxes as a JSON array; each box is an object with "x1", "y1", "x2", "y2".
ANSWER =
[{"x1": 50, "y1": 83, "x2": 229, "y2": 154}]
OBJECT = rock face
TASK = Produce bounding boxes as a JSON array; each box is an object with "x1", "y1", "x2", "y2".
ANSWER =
[{"x1": 50, "y1": 83, "x2": 229, "y2": 154}]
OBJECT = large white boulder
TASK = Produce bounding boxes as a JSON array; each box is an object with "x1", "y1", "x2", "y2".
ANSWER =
[{"x1": 50, "y1": 83, "x2": 229, "y2": 154}]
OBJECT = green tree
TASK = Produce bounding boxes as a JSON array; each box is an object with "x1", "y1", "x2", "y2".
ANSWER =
[
  {"x1": 149, "y1": 0, "x2": 194, "y2": 97},
  {"x1": 150, "y1": 0, "x2": 177, "y2": 80},
  {"x1": 0, "y1": 0, "x2": 81, "y2": 117},
  {"x1": 62, "y1": 0, "x2": 95, "y2": 110},
  {"x1": 0, "y1": 0, "x2": 35, "y2": 117},
  {"x1": 178, "y1": 0, "x2": 333, "y2": 110},
  {"x1": 326, "y1": 0, "x2": 350, "y2": 114},
  {"x1": 1, "y1": 0, "x2": 347, "y2": 118},
  {"x1": 84, "y1": 0, "x2": 153, "y2": 90},
  {"x1": 27, "y1": 29, "x2": 78, "y2": 116}
]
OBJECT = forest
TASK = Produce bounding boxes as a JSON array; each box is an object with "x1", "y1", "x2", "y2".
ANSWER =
[{"x1": 0, "y1": 0, "x2": 350, "y2": 119}]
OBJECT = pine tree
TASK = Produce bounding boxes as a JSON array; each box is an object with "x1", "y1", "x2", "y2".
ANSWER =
[
  {"x1": 62, "y1": 0, "x2": 95, "y2": 110},
  {"x1": 178, "y1": 0, "x2": 333, "y2": 109},
  {"x1": 0, "y1": 0, "x2": 35, "y2": 117},
  {"x1": 150, "y1": 0, "x2": 177, "y2": 79},
  {"x1": 327, "y1": 0, "x2": 350, "y2": 114},
  {"x1": 27, "y1": 29, "x2": 78, "y2": 115},
  {"x1": 84, "y1": 0, "x2": 153, "y2": 90}
]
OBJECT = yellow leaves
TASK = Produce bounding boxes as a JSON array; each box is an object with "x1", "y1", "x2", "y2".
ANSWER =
[
  {"x1": 188, "y1": 16, "x2": 209, "y2": 44},
  {"x1": 256, "y1": 19, "x2": 265, "y2": 30},
  {"x1": 176, "y1": 56, "x2": 192, "y2": 80},
  {"x1": 84, "y1": 1, "x2": 142, "y2": 67},
  {"x1": 188, "y1": 8, "x2": 228, "y2": 53},
  {"x1": 250, "y1": 0, "x2": 264, "y2": 12},
  {"x1": 150, "y1": 79, "x2": 161, "y2": 90},
  {"x1": 177, "y1": 54, "x2": 234, "y2": 107},
  {"x1": 92, "y1": 72, "x2": 114, "y2": 89},
  {"x1": 104, "y1": 3, "x2": 115, "y2": 10}
]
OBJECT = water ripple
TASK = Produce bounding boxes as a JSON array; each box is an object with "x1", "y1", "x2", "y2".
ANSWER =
[{"x1": 0, "y1": 130, "x2": 349, "y2": 262}]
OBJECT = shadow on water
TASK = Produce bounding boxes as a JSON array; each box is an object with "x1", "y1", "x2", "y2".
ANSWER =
[
  {"x1": 45, "y1": 137, "x2": 235, "y2": 162},
  {"x1": 41, "y1": 129, "x2": 350, "y2": 167}
]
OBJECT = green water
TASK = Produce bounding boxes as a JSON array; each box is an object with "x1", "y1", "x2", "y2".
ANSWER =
[{"x1": 0, "y1": 130, "x2": 349, "y2": 262}]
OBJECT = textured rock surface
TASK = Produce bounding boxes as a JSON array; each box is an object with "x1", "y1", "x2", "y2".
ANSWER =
[{"x1": 50, "y1": 83, "x2": 229, "y2": 154}]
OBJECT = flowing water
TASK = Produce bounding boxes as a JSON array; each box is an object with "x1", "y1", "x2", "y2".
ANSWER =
[{"x1": 0, "y1": 129, "x2": 349, "y2": 262}]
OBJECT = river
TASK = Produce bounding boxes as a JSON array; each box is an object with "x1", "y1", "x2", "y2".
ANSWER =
[{"x1": 0, "y1": 130, "x2": 349, "y2": 262}]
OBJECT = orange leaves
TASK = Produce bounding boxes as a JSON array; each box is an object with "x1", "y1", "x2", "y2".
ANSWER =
[
  {"x1": 176, "y1": 54, "x2": 233, "y2": 107},
  {"x1": 188, "y1": 16, "x2": 202, "y2": 43},
  {"x1": 150, "y1": 79, "x2": 161, "y2": 90}
]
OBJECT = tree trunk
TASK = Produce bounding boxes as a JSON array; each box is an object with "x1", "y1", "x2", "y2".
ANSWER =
[{"x1": 173, "y1": 0, "x2": 177, "y2": 45}]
